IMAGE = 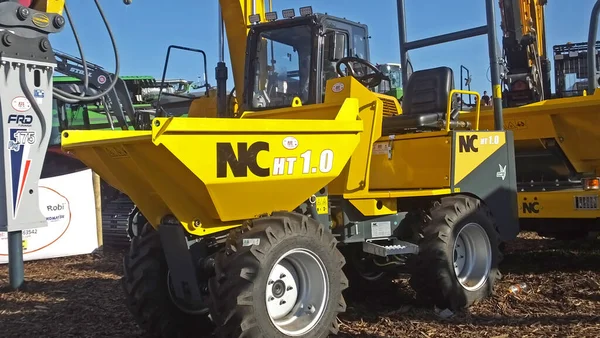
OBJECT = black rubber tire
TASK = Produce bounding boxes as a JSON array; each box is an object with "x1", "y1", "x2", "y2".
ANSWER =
[
  {"x1": 409, "y1": 195, "x2": 502, "y2": 311},
  {"x1": 126, "y1": 205, "x2": 146, "y2": 240},
  {"x1": 122, "y1": 223, "x2": 214, "y2": 338},
  {"x1": 208, "y1": 212, "x2": 348, "y2": 338}
]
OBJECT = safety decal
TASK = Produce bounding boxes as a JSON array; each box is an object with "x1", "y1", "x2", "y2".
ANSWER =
[
  {"x1": 11, "y1": 97, "x2": 31, "y2": 112},
  {"x1": 7, "y1": 128, "x2": 35, "y2": 219},
  {"x1": 332, "y1": 82, "x2": 344, "y2": 93},
  {"x1": 372, "y1": 142, "x2": 389, "y2": 155},
  {"x1": 282, "y1": 136, "x2": 298, "y2": 150},
  {"x1": 34, "y1": 89, "x2": 45, "y2": 105}
]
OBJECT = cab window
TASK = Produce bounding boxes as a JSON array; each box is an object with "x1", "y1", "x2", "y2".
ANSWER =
[
  {"x1": 250, "y1": 25, "x2": 313, "y2": 109},
  {"x1": 322, "y1": 30, "x2": 349, "y2": 96}
]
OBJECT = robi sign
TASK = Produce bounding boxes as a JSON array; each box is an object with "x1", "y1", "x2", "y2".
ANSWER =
[{"x1": 0, "y1": 169, "x2": 99, "y2": 263}]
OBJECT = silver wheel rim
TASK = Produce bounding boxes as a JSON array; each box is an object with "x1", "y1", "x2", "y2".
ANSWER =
[
  {"x1": 265, "y1": 248, "x2": 329, "y2": 336},
  {"x1": 453, "y1": 222, "x2": 492, "y2": 291},
  {"x1": 167, "y1": 271, "x2": 209, "y2": 315}
]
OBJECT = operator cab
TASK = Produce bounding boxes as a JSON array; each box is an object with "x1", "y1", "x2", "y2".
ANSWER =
[
  {"x1": 243, "y1": 7, "x2": 462, "y2": 134},
  {"x1": 243, "y1": 8, "x2": 370, "y2": 110}
]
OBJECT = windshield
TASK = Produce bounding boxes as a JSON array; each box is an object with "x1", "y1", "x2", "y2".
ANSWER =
[{"x1": 250, "y1": 25, "x2": 313, "y2": 109}]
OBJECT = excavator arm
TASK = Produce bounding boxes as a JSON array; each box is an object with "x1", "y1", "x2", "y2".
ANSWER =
[
  {"x1": 499, "y1": 0, "x2": 551, "y2": 107},
  {"x1": 218, "y1": 0, "x2": 266, "y2": 105}
]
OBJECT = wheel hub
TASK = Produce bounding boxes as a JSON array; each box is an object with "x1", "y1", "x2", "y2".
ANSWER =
[
  {"x1": 265, "y1": 248, "x2": 329, "y2": 337},
  {"x1": 272, "y1": 280, "x2": 286, "y2": 298},
  {"x1": 452, "y1": 222, "x2": 492, "y2": 291}
]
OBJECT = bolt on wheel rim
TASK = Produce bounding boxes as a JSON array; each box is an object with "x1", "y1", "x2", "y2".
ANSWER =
[
  {"x1": 265, "y1": 248, "x2": 329, "y2": 336},
  {"x1": 453, "y1": 222, "x2": 492, "y2": 291}
]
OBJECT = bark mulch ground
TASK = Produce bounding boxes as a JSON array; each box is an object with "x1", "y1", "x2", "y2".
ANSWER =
[{"x1": 1, "y1": 232, "x2": 599, "y2": 337}]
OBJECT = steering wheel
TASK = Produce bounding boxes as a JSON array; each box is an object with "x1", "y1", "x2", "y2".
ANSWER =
[{"x1": 335, "y1": 56, "x2": 389, "y2": 88}]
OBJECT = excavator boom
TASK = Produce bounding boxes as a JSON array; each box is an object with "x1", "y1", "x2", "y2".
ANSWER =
[
  {"x1": 218, "y1": 0, "x2": 266, "y2": 103},
  {"x1": 499, "y1": 0, "x2": 551, "y2": 106}
]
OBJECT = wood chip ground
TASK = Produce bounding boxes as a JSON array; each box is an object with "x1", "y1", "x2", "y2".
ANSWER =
[{"x1": 1, "y1": 232, "x2": 599, "y2": 337}]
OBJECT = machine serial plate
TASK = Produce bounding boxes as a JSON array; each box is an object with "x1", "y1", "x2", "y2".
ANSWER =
[{"x1": 371, "y1": 221, "x2": 392, "y2": 237}]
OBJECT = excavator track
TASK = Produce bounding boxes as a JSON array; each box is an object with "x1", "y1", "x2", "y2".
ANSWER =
[{"x1": 101, "y1": 194, "x2": 135, "y2": 248}]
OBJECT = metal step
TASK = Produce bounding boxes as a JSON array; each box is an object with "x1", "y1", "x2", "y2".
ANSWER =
[{"x1": 362, "y1": 239, "x2": 419, "y2": 257}]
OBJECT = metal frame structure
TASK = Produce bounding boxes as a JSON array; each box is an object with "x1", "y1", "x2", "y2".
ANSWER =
[
  {"x1": 588, "y1": 0, "x2": 600, "y2": 94},
  {"x1": 460, "y1": 65, "x2": 473, "y2": 107},
  {"x1": 396, "y1": 0, "x2": 504, "y2": 130}
]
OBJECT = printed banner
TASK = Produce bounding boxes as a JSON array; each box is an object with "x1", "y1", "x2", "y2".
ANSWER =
[{"x1": 0, "y1": 168, "x2": 99, "y2": 264}]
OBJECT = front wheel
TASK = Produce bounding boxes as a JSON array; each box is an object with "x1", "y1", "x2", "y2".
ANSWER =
[
  {"x1": 121, "y1": 223, "x2": 214, "y2": 337},
  {"x1": 409, "y1": 195, "x2": 502, "y2": 310},
  {"x1": 208, "y1": 212, "x2": 348, "y2": 337}
]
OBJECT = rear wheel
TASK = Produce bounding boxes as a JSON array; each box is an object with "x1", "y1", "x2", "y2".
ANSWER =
[
  {"x1": 208, "y1": 212, "x2": 348, "y2": 337},
  {"x1": 409, "y1": 195, "x2": 502, "y2": 310},
  {"x1": 122, "y1": 223, "x2": 213, "y2": 337}
]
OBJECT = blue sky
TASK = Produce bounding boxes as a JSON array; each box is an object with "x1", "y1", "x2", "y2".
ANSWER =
[{"x1": 50, "y1": 0, "x2": 598, "y2": 95}]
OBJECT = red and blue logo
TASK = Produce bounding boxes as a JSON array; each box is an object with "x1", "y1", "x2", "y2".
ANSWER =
[{"x1": 7, "y1": 127, "x2": 34, "y2": 219}]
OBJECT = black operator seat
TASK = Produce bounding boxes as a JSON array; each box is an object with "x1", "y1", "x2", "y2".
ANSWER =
[{"x1": 381, "y1": 66, "x2": 459, "y2": 135}]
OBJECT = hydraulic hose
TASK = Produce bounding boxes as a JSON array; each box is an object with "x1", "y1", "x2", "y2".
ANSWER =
[
  {"x1": 63, "y1": 3, "x2": 89, "y2": 97},
  {"x1": 53, "y1": 0, "x2": 121, "y2": 104}
]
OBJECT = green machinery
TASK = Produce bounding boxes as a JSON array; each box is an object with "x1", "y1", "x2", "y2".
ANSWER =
[{"x1": 375, "y1": 63, "x2": 403, "y2": 101}]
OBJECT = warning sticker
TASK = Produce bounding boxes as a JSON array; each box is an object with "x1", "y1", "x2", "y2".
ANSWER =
[
  {"x1": 504, "y1": 119, "x2": 527, "y2": 130},
  {"x1": 372, "y1": 142, "x2": 389, "y2": 155},
  {"x1": 371, "y1": 221, "x2": 391, "y2": 238}
]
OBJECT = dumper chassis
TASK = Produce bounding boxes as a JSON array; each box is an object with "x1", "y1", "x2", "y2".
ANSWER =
[{"x1": 62, "y1": 6, "x2": 518, "y2": 338}]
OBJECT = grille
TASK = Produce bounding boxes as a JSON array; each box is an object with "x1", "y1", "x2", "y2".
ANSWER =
[
  {"x1": 380, "y1": 98, "x2": 399, "y2": 116},
  {"x1": 574, "y1": 195, "x2": 599, "y2": 210}
]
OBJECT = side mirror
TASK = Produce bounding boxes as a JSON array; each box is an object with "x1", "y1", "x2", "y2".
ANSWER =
[{"x1": 324, "y1": 32, "x2": 346, "y2": 62}]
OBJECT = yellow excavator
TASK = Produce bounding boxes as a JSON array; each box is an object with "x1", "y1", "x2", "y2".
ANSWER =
[
  {"x1": 2, "y1": 0, "x2": 519, "y2": 337},
  {"x1": 456, "y1": 0, "x2": 600, "y2": 240},
  {"x1": 499, "y1": 0, "x2": 551, "y2": 107}
]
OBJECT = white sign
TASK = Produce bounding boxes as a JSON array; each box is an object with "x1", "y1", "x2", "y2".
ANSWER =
[{"x1": 0, "y1": 169, "x2": 99, "y2": 264}]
